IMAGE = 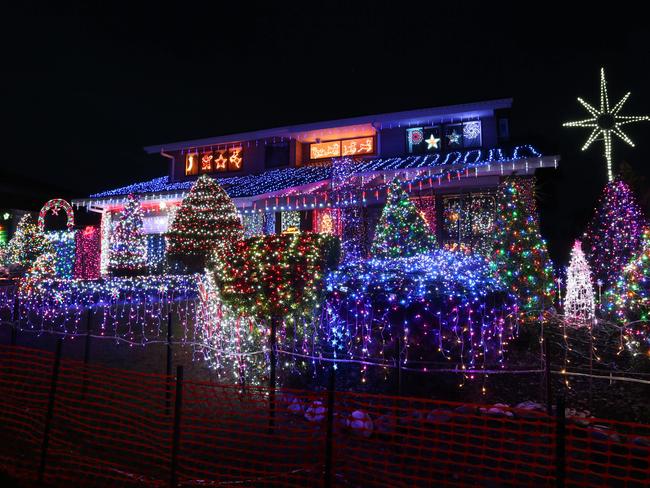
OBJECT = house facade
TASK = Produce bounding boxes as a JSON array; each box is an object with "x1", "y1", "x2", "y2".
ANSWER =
[{"x1": 72, "y1": 99, "x2": 559, "y2": 273}]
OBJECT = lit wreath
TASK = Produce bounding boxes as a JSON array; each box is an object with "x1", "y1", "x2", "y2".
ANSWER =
[{"x1": 39, "y1": 199, "x2": 75, "y2": 231}]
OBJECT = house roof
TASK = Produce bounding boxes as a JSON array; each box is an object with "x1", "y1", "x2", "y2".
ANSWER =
[
  {"x1": 143, "y1": 99, "x2": 513, "y2": 154},
  {"x1": 83, "y1": 145, "x2": 549, "y2": 205}
]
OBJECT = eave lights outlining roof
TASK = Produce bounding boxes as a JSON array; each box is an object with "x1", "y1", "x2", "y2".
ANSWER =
[{"x1": 73, "y1": 145, "x2": 559, "y2": 212}]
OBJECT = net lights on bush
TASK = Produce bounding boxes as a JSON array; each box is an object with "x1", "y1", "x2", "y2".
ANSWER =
[
  {"x1": 16, "y1": 275, "x2": 199, "y2": 345},
  {"x1": 564, "y1": 68, "x2": 649, "y2": 182},
  {"x1": 324, "y1": 251, "x2": 519, "y2": 375}
]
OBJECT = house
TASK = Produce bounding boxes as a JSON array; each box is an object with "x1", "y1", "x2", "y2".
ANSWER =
[{"x1": 71, "y1": 99, "x2": 559, "y2": 272}]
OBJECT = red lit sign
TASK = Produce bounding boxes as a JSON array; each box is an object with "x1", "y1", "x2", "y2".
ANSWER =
[{"x1": 309, "y1": 137, "x2": 374, "y2": 160}]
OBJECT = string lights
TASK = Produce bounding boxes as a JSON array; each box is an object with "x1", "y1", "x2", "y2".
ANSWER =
[
  {"x1": 564, "y1": 68, "x2": 650, "y2": 183},
  {"x1": 583, "y1": 180, "x2": 646, "y2": 289},
  {"x1": 564, "y1": 240, "x2": 596, "y2": 326}
]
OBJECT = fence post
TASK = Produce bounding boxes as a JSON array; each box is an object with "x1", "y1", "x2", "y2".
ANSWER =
[
  {"x1": 82, "y1": 307, "x2": 92, "y2": 399},
  {"x1": 555, "y1": 395, "x2": 566, "y2": 488},
  {"x1": 170, "y1": 365, "x2": 184, "y2": 488},
  {"x1": 395, "y1": 327, "x2": 403, "y2": 397},
  {"x1": 545, "y1": 332, "x2": 552, "y2": 415},
  {"x1": 323, "y1": 364, "x2": 336, "y2": 488},
  {"x1": 166, "y1": 312, "x2": 173, "y2": 415},
  {"x1": 268, "y1": 317, "x2": 278, "y2": 435},
  {"x1": 38, "y1": 338, "x2": 63, "y2": 485},
  {"x1": 10, "y1": 322, "x2": 17, "y2": 346}
]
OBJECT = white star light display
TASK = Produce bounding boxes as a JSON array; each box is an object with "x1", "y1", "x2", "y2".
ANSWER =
[{"x1": 564, "y1": 68, "x2": 649, "y2": 182}]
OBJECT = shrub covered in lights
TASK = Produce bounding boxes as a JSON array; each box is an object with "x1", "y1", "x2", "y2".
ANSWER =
[
  {"x1": 215, "y1": 233, "x2": 340, "y2": 319},
  {"x1": 371, "y1": 179, "x2": 435, "y2": 258},
  {"x1": 492, "y1": 178, "x2": 555, "y2": 316},
  {"x1": 324, "y1": 250, "x2": 519, "y2": 370},
  {"x1": 166, "y1": 175, "x2": 243, "y2": 270}
]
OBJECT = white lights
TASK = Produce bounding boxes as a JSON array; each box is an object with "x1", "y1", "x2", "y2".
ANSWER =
[
  {"x1": 564, "y1": 240, "x2": 596, "y2": 326},
  {"x1": 564, "y1": 67, "x2": 649, "y2": 182}
]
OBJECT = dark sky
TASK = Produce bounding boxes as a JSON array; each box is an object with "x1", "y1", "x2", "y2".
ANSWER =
[{"x1": 3, "y1": 2, "x2": 650, "y2": 264}]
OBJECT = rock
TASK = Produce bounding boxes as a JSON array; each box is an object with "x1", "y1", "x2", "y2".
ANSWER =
[
  {"x1": 632, "y1": 436, "x2": 650, "y2": 447},
  {"x1": 347, "y1": 410, "x2": 373, "y2": 437},
  {"x1": 305, "y1": 401, "x2": 326, "y2": 422},
  {"x1": 455, "y1": 405, "x2": 476, "y2": 415},
  {"x1": 515, "y1": 401, "x2": 545, "y2": 411},
  {"x1": 486, "y1": 407, "x2": 514, "y2": 418},
  {"x1": 286, "y1": 397, "x2": 303, "y2": 416},
  {"x1": 426, "y1": 409, "x2": 452, "y2": 423}
]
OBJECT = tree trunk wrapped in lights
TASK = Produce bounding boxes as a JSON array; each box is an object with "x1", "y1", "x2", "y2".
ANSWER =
[
  {"x1": 166, "y1": 175, "x2": 243, "y2": 271},
  {"x1": 492, "y1": 177, "x2": 555, "y2": 317}
]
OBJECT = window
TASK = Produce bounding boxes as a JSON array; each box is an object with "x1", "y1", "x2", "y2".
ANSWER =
[
  {"x1": 406, "y1": 121, "x2": 482, "y2": 154},
  {"x1": 265, "y1": 141, "x2": 290, "y2": 168}
]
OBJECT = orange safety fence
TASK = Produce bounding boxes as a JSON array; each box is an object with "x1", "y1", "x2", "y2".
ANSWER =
[{"x1": 1, "y1": 344, "x2": 649, "y2": 487}]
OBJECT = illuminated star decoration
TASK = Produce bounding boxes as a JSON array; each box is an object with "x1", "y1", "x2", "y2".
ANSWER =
[
  {"x1": 563, "y1": 67, "x2": 650, "y2": 182},
  {"x1": 447, "y1": 130, "x2": 461, "y2": 145},
  {"x1": 425, "y1": 134, "x2": 440, "y2": 150}
]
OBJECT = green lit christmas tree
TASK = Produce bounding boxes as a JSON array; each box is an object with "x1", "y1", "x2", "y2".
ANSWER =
[
  {"x1": 606, "y1": 228, "x2": 650, "y2": 324},
  {"x1": 109, "y1": 194, "x2": 147, "y2": 276},
  {"x1": 371, "y1": 179, "x2": 435, "y2": 259},
  {"x1": 492, "y1": 178, "x2": 556, "y2": 315},
  {"x1": 166, "y1": 175, "x2": 243, "y2": 269},
  {"x1": 5, "y1": 214, "x2": 52, "y2": 271}
]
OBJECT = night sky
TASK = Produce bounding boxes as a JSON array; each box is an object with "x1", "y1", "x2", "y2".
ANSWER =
[{"x1": 3, "y1": 3, "x2": 650, "y2": 264}]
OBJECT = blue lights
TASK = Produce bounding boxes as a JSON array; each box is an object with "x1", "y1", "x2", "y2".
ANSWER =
[{"x1": 90, "y1": 145, "x2": 543, "y2": 201}]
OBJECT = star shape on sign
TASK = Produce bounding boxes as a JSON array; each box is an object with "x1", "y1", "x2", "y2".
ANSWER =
[
  {"x1": 447, "y1": 130, "x2": 461, "y2": 145},
  {"x1": 425, "y1": 134, "x2": 440, "y2": 150}
]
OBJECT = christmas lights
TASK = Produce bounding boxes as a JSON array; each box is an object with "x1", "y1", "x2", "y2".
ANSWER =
[
  {"x1": 46, "y1": 231, "x2": 76, "y2": 278},
  {"x1": 324, "y1": 251, "x2": 518, "y2": 372},
  {"x1": 583, "y1": 180, "x2": 645, "y2": 289},
  {"x1": 74, "y1": 226, "x2": 101, "y2": 279},
  {"x1": 564, "y1": 240, "x2": 596, "y2": 326},
  {"x1": 16, "y1": 275, "x2": 199, "y2": 344},
  {"x1": 606, "y1": 228, "x2": 650, "y2": 326},
  {"x1": 215, "y1": 233, "x2": 340, "y2": 320},
  {"x1": 166, "y1": 175, "x2": 243, "y2": 266},
  {"x1": 109, "y1": 194, "x2": 147, "y2": 275},
  {"x1": 38, "y1": 199, "x2": 74, "y2": 231},
  {"x1": 195, "y1": 273, "x2": 268, "y2": 385},
  {"x1": 492, "y1": 178, "x2": 555, "y2": 317},
  {"x1": 89, "y1": 145, "x2": 543, "y2": 200},
  {"x1": 4, "y1": 214, "x2": 52, "y2": 272},
  {"x1": 564, "y1": 68, "x2": 650, "y2": 182},
  {"x1": 371, "y1": 180, "x2": 435, "y2": 259}
]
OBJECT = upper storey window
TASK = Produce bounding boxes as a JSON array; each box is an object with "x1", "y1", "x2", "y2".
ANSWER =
[
  {"x1": 406, "y1": 120, "x2": 482, "y2": 154},
  {"x1": 309, "y1": 136, "x2": 375, "y2": 160}
]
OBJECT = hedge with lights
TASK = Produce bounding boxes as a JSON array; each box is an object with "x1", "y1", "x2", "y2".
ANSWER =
[{"x1": 214, "y1": 232, "x2": 340, "y2": 319}]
